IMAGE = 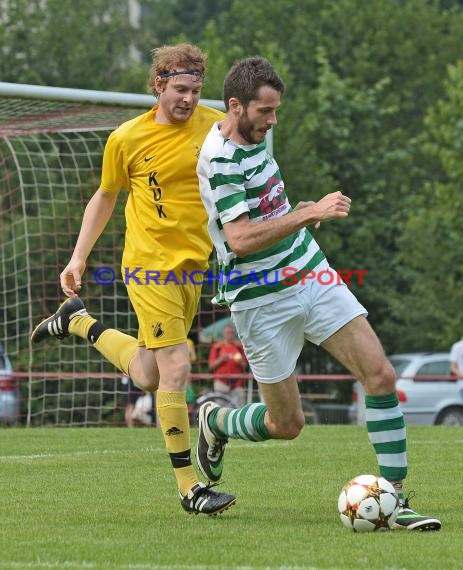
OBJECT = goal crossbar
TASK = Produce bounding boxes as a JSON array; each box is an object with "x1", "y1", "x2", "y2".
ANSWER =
[
  {"x1": 0, "y1": 82, "x2": 226, "y2": 137},
  {"x1": 0, "y1": 81, "x2": 224, "y2": 110}
]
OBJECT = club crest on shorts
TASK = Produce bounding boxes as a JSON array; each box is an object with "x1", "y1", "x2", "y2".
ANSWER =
[{"x1": 152, "y1": 322, "x2": 164, "y2": 338}]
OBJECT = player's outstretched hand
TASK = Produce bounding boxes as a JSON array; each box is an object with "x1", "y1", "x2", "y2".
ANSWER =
[{"x1": 60, "y1": 258, "x2": 86, "y2": 297}]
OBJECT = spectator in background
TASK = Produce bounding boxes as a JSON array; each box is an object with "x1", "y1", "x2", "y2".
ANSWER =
[
  {"x1": 450, "y1": 337, "x2": 463, "y2": 379},
  {"x1": 208, "y1": 324, "x2": 247, "y2": 407}
]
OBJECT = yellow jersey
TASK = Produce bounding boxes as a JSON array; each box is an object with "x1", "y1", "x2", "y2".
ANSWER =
[{"x1": 100, "y1": 104, "x2": 224, "y2": 274}]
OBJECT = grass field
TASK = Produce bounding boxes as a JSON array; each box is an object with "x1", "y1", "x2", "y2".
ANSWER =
[{"x1": 0, "y1": 425, "x2": 460, "y2": 570}]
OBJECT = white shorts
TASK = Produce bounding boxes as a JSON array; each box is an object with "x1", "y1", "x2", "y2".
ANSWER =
[{"x1": 231, "y1": 280, "x2": 367, "y2": 384}]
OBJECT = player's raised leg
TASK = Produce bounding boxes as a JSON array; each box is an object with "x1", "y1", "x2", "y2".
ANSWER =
[
  {"x1": 31, "y1": 300, "x2": 236, "y2": 516},
  {"x1": 196, "y1": 299, "x2": 307, "y2": 482},
  {"x1": 197, "y1": 374, "x2": 304, "y2": 482},
  {"x1": 31, "y1": 297, "x2": 139, "y2": 378}
]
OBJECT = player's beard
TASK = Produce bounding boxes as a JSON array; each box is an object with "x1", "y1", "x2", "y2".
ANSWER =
[{"x1": 237, "y1": 111, "x2": 267, "y2": 144}]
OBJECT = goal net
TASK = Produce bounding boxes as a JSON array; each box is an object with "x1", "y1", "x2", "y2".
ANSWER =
[{"x1": 0, "y1": 82, "x2": 230, "y2": 426}]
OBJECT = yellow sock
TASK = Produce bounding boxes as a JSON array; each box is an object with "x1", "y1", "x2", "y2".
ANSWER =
[
  {"x1": 68, "y1": 314, "x2": 96, "y2": 339},
  {"x1": 156, "y1": 391, "x2": 198, "y2": 496},
  {"x1": 94, "y1": 330, "x2": 138, "y2": 376},
  {"x1": 69, "y1": 316, "x2": 138, "y2": 376}
]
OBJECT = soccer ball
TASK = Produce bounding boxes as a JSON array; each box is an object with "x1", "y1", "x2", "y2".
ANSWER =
[{"x1": 338, "y1": 474, "x2": 399, "y2": 532}]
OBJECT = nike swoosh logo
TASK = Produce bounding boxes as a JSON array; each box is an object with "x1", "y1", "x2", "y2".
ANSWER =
[
  {"x1": 144, "y1": 155, "x2": 155, "y2": 162},
  {"x1": 244, "y1": 168, "x2": 258, "y2": 181}
]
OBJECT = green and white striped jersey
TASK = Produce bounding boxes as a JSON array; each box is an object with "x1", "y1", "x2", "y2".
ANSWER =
[{"x1": 197, "y1": 122, "x2": 327, "y2": 310}]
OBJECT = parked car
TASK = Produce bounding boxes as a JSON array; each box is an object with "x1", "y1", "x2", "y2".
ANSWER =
[
  {"x1": 0, "y1": 343, "x2": 19, "y2": 424},
  {"x1": 350, "y1": 352, "x2": 463, "y2": 425}
]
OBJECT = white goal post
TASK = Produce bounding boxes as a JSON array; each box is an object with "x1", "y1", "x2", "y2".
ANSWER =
[{"x1": 0, "y1": 81, "x2": 237, "y2": 426}]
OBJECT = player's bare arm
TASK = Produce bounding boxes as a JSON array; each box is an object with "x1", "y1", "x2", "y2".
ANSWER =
[
  {"x1": 60, "y1": 187, "x2": 120, "y2": 296},
  {"x1": 223, "y1": 190, "x2": 351, "y2": 257},
  {"x1": 294, "y1": 199, "x2": 321, "y2": 227}
]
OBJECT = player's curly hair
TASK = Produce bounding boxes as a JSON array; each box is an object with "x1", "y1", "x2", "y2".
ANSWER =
[
  {"x1": 223, "y1": 56, "x2": 285, "y2": 110},
  {"x1": 148, "y1": 43, "x2": 208, "y2": 96}
]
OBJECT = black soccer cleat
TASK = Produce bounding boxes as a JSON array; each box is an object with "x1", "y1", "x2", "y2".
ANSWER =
[
  {"x1": 391, "y1": 493, "x2": 441, "y2": 531},
  {"x1": 31, "y1": 297, "x2": 87, "y2": 343},
  {"x1": 180, "y1": 482, "x2": 236, "y2": 516},
  {"x1": 196, "y1": 401, "x2": 228, "y2": 482}
]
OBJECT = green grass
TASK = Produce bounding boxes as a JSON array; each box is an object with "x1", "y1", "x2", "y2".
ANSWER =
[{"x1": 0, "y1": 425, "x2": 460, "y2": 570}]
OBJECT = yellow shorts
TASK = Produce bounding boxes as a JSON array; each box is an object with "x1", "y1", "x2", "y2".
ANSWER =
[{"x1": 126, "y1": 278, "x2": 202, "y2": 349}]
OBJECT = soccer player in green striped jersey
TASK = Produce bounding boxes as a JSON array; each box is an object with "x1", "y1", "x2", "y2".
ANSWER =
[{"x1": 196, "y1": 55, "x2": 441, "y2": 531}]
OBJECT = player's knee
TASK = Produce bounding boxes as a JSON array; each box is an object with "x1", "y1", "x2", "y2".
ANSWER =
[
  {"x1": 363, "y1": 358, "x2": 396, "y2": 395},
  {"x1": 167, "y1": 360, "x2": 191, "y2": 390},
  {"x1": 378, "y1": 359, "x2": 396, "y2": 392},
  {"x1": 273, "y1": 413, "x2": 305, "y2": 440}
]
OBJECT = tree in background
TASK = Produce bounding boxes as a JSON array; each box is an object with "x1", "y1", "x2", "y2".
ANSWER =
[
  {"x1": 136, "y1": 0, "x2": 233, "y2": 46},
  {"x1": 395, "y1": 61, "x2": 463, "y2": 350},
  {"x1": 0, "y1": 0, "x2": 145, "y2": 91}
]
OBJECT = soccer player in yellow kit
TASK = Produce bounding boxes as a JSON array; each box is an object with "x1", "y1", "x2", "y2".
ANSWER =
[{"x1": 31, "y1": 43, "x2": 235, "y2": 516}]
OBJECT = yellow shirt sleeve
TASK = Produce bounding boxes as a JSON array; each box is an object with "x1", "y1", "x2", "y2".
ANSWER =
[{"x1": 100, "y1": 130, "x2": 130, "y2": 193}]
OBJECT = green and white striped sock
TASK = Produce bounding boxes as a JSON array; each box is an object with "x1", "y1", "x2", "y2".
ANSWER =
[
  {"x1": 365, "y1": 392, "x2": 407, "y2": 482},
  {"x1": 210, "y1": 403, "x2": 270, "y2": 441}
]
